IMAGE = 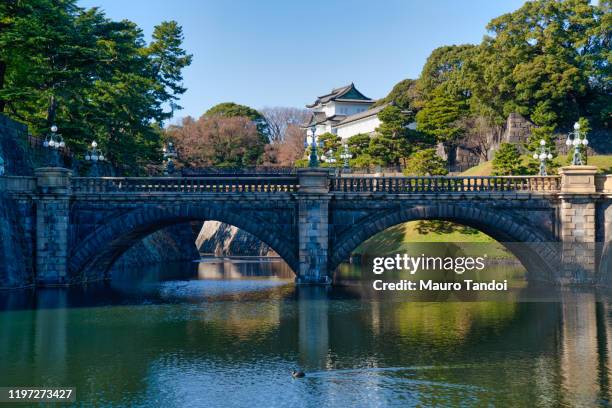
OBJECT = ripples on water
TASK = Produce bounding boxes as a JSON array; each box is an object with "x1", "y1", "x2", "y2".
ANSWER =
[{"x1": 1, "y1": 257, "x2": 611, "y2": 407}]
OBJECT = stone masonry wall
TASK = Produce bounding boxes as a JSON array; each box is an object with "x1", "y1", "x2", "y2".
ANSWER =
[
  {"x1": 196, "y1": 221, "x2": 274, "y2": 256},
  {"x1": 0, "y1": 193, "x2": 34, "y2": 288},
  {"x1": 0, "y1": 114, "x2": 34, "y2": 176},
  {"x1": 560, "y1": 198, "x2": 597, "y2": 284}
]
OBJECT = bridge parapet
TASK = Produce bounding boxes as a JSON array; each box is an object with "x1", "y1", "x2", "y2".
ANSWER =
[
  {"x1": 595, "y1": 174, "x2": 612, "y2": 194},
  {"x1": 71, "y1": 176, "x2": 299, "y2": 194},
  {"x1": 331, "y1": 175, "x2": 561, "y2": 193},
  {"x1": 0, "y1": 176, "x2": 36, "y2": 193}
]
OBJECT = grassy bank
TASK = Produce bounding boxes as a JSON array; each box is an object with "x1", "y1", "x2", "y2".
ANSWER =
[
  {"x1": 462, "y1": 154, "x2": 612, "y2": 176},
  {"x1": 353, "y1": 221, "x2": 513, "y2": 259}
]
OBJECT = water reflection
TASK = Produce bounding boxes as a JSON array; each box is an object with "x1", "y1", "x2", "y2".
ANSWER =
[{"x1": 0, "y1": 260, "x2": 611, "y2": 406}]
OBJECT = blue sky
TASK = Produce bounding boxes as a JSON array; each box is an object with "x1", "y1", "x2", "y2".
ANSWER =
[{"x1": 78, "y1": 0, "x2": 527, "y2": 122}]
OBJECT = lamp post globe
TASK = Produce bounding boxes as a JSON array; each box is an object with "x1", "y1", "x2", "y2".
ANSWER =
[
  {"x1": 163, "y1": 142, "x2": 178, "y2": 175},
  {"x1": 567, "y1": 121, "x2": 589, "y2": 165},
  {"x1": 306, "y1": 123, "x2": 320, "y2": 168},
  {"x1": 85, "y1": 140, "x2": 106, "y2": 176},
  {"x1": 43, "y1": 125, "x2": 66, "y2": 167},
  {"x1": 533, "y1": 138, "x2": 553, "y2": 176}
]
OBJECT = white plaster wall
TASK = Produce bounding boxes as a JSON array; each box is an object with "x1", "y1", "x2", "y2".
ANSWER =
[
  {"x1": 335, "y1": 102, "x2": 371, "y2": 116},
  {"x1": 322, "y1": 103, "x2": 335, "y2": 117},
  {"x1": 336, "y1": 116, "x2": 381, "y2": 140}
]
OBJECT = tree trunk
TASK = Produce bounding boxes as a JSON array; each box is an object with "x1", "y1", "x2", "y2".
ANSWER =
[
  {"x1": 46, "y1": 94, "x2": 57, "y2": 125},
  {"x1": 0, "y1": 61, "x2": 6, "y2": 112},
  {"x1": 445, "y1": 143, "x2": 457, "y2": 172}
]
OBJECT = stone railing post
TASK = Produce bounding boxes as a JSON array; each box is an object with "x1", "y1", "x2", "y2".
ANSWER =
[
  {"x1": 35, "y1": 167, "x2": 72, "y2": 286},
  {"x1": 558, "y1": 165, "x2": 598, "y2": 284},
  {"x1": 296, "y1": 168, "x2": 331, "y2": 284}
]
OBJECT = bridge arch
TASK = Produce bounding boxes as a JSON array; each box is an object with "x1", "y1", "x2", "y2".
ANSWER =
[
  {"x1": 69, "y1": 204, "x2": 298, "y2": 281},
  {"x1": 329, "y1": 203, "x2": 560, "y2": 282}
]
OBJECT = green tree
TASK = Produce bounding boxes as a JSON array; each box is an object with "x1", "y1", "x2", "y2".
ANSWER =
[
  {"x1": 403, "y1": 149, "x2": 448, "y2": 176},
  {"x1": 371, "y1": 79, "x2": 418, "y2": 111},
  {"x1": 526, "y1": 101, "x2": 557, "y2": 152},
  {"x1": 0, "y1": 1, "x2": 192, "y2": 174},
  {"x1": 367, "y1": 136, "x2": 397, "y2": 166},
  {"x1": 317, "y1": 132, "x2": 341, "y2": 152},
  {"x1": 346, "y1": 133, "x2": 371, "y2": 157},
  {"x1": 415, "y1": 88, "x2": 468, "y2": 163},
  {"x1": 492, "y1": 143, "x2": 525, "y2": 175},
  {"x1": 350, "y1": 153, "x2": 381, "y2": 169},
  {"x1": 373, "y1": 105, "x2": 414, "y2": 166},
  {"x1": 416, "y1": 44, "x2": 478, "y2": 106},
  {"x1": 475, "y1": 0, "x2": 609, "y2": 128},
  {"x1": 205, "y1": 102, "x2": 270, "y2": 141}
]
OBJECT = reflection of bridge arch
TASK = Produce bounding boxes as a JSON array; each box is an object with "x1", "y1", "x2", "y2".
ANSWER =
[
  {"x1": 329, "y1": 203, "x2": 560, "y2": 282},
  {"x1": 69, "y1": 205, "x2": 298, "y2": 281}
]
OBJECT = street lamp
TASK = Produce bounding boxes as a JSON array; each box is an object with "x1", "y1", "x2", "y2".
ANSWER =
[
  {"x1": 565, "y1": 122, "x2": 589, "y2": 165},
  {"x1": 43, "y1": 125, "x2": 65, "y2": 167},
  {"x1": 340, "y1": 144, "x2": 353, "y2": 169},
  {"x1": 532, "y1": 139, "x2": 553, "y2": 176},
  {"x1": 304, "y1": 123, "x2": 323, "y2": 168},
  {"x1": 163, "y1": 142, "x2": 177, "y2": 175},
  {"x1": 321, "y1": 149, "x2": 337, "y2": 166},
  {"x1": 85, "y1": 140, "x2": 105, "y2": 176}
]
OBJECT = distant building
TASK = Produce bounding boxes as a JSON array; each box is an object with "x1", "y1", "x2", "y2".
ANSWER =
[{"x1": 303, "y1": 83, "x2": 387, "y2": 141}]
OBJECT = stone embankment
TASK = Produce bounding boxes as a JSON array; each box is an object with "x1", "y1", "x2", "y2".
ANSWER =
[{"x1": 196, "y1": 221, "x2": 275, "y2": 256}]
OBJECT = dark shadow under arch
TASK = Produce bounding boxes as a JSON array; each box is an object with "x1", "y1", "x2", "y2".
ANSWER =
[
  {"x1": 69, "y1": 204, "x2": 298, "y2": 282},
  {"x1": 329, "y1": 203, "x2": 560, "y2": 282}
]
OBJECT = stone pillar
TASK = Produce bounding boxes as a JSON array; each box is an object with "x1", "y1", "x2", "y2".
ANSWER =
[
  {"x1": 35, "y1": 167, "x2": 72, "y2": 286},
  {"x1": 559, "y1": 166, "x2": 598, "y2": 284},
  {"x1": 296, "y1": 168, "x2": 330, "y2": 284}
]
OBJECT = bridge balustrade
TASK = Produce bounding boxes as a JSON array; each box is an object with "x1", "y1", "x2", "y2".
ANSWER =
[
  {"x1": 331, "y1": 175, "x2": 561, "y2": 193},
  {"x1": 71, "y1": 176, "x2": 300, "y2": 193}
]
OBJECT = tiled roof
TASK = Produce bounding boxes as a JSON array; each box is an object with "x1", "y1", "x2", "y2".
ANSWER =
[
  {"x1": 306, "y1": 83, "x2": 372, "y2": 108},
  {"x1": 303, "y1": 112, "x2": 347, "y2": 127}
]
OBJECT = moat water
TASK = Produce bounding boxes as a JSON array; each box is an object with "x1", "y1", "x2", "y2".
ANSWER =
[{"x1": 1, "y1": 257, "x2": 612, "y2": 407}]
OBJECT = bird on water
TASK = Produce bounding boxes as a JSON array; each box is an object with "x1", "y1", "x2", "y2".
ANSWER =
[{"x1": 292, "y1": 370, "x2": 305, "y2": 378}]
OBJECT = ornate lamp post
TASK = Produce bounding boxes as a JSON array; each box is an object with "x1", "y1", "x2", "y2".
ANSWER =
[
  {"x1": 84, "y1": 140, "x2": 105, "y2": 176},
  {"x1": 163, "y1": 142, "x2": 177, "y2": 175},
  {"x1": 43, "y1": 125, "x2": 65, "y2": 167},
  {"x1": 532, "y1": 139, "x2": 553, "y2": 176},
  {"x1": 339, "y1": 143, "x2": 352, "y2": 170},
  {"x1": 304, "y1": 123, "x2": 322, "y2": 168},
  {"x1": 321, "y1": 149, "x2": 337, "y2": 166},
  {"x1": 565, "y1": 122, "x2": 589, "y2": 165}
]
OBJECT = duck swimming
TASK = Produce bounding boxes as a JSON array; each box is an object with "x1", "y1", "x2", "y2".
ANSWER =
[{"x1": 291, "y1": 370, "x2": 305, "y2": 378}]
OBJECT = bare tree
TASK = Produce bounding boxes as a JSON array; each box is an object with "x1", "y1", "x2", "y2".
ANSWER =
[
  {"x1": 275, "y1": 124, "x2": 306, "y2": 165},
  {"x1": 167, "y1": 115, "x2": 263, "y2": 167},
  {"x1": 260, "y1": 106, "x2": 310, "y2": 143}
]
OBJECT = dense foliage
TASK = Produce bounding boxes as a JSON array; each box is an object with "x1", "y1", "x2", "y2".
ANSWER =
[
  {"x1": 0, "y1": 0, "x2": 191, "y2": 174},
  {"x1": 403, "y1": 149, "x2": 448, "y2": 176},
  {"x1": 377, "y1": 0, "x2": 610, "y2": 167},
  {"x1": 492, "y1": 143, "x2": 525, "y2": 175}
]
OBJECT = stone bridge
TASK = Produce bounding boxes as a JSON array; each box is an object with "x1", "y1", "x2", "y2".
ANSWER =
[{"x1": 1, "y1": 166, "x2": 610, "y2": 286}]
